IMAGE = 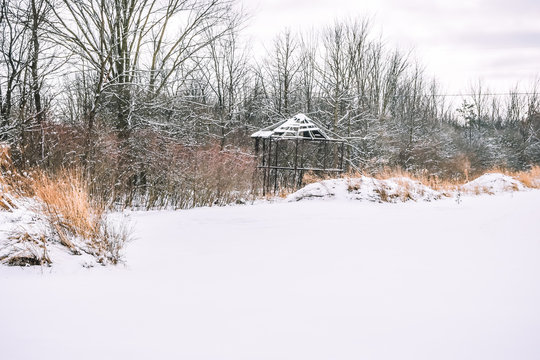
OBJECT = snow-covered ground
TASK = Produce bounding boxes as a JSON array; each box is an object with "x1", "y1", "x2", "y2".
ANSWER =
[{"x1": 1, "y1": 190, "x2": 540, "y2": 360}]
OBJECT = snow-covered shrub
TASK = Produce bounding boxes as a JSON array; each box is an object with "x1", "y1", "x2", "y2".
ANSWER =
[{"x1": 101, "y1": 131, "x2": 258, "y2": 209}]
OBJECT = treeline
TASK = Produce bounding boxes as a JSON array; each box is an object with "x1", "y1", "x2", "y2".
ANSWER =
[{"x1": 1, "y1": 0, "x2": 539, "y2": 206}]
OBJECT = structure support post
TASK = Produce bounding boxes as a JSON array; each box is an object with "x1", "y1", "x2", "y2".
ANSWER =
[
  {"x1": 298, "y1": 139, "x2": 305, "y2": 187},
  {"x1": 262, "y1": 139, "x2": 267, "y2": 196},
  {"x1": 266, "y1": 138, "x2": 272, "y2": 195},
  {"x1": 323, "y1": 140, "x2": 328, "y2": 171},
  {"x1": 274, "y1": 140, "x2": 279, "y2": 194},
  {"x1": 294, "y1": 138, "x2": 299, "y2": 190},
  {"x1": 339, "y1": 141, "x2": 345, "y2": 173}
]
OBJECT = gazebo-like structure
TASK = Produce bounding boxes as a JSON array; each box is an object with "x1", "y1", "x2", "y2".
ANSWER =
[{"x1": 251, "y1": 114, "x2": 345, "y2": 194}]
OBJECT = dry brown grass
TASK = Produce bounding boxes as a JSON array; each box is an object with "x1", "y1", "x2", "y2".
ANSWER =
[
  {"x1": 30, "y1": 169, "x2": 127, "y2": 264},
  {"x1": 1, "y1": 232, "x2": 51, "y2": 266},
  {"x1": 302, "y1": 171, "x2": 334, "y2": 185},
  {"x1": 0, "y1": 176, "x2": 13, "y2": 211},
  {"x1": 0, "y1": 143, "x2": 26, "y2": 211},
  {"x1": 497, "y1": 166, "x2": 540, "y2": 189},
  {"x1": 346, "y1": 165, "x2": 540, "y2": 197},
  {"x1": 1, "y1": 145, "x2": 128, "y2": 265},
  {"x1": 276, "y1": 165, "x2": 540, "y2": 199},
  {"x1": 32, "y1": 170, "x2": 101, "y2": 251},
  {"x1": 374, "y1": 185, "x2": 390, "y2": 202},
  {"x1": 0, "y1": 143, "x2": 10, "y2": 169},
  {"x1": 350, "y1": 167, "x2": 460, "y2": 194},
  {"x1": 372, "y1": 182, "x2": 414, "y2": 203}
]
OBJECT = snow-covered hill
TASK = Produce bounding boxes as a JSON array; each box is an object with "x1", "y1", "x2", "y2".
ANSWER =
[{"x1": 460, "y1": 173, "x2": 525, "y2": 194}]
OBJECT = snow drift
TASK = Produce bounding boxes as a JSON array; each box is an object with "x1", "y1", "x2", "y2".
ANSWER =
[
  {"x1": 460, "y1": 173, "x2": 525, "y2": 194},
  {"x1": 287, "y1": 176, "x2": 444, "y2": 203}
]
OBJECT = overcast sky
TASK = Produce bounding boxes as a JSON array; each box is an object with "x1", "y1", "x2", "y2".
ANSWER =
[{"x1": 243, "y1": 0, "x2": 540, "y2": 94}]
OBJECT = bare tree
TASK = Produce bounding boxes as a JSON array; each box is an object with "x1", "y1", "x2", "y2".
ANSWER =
[
  {"x1": 49, "y1": 0, "x2": 236, "y2": 138},
  {"x1": 261, "y1": 29, "x2": 301, "y2": 117},
  {"x1": 202, "y1": 17, "x2": 249, "y2": 148},
  {"x1": 297, "y1": 30, "x2": 318, "y2": 115},
  {"x1": 0, "y1": 0, "x2": 30, "y2": 136}
]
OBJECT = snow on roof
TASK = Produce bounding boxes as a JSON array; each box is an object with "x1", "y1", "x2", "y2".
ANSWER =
[{"x1": 251, "y1": 113, "x2": 334, "y2": 140}]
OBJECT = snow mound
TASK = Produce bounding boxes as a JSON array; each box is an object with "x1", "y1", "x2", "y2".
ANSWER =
[
  {"x1": 461, "y1": 173, "x2": 525, "y2": 194},
  {"x1": 287, "y1": 176, "x2": 443, "y2": 203}
]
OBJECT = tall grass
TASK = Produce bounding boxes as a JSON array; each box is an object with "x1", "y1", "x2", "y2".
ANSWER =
[
  {"x1": 352, "y1": 165, "x2": 540, "y2": 194},
  {"x1": 31, "y1": 170, "x2": 127, "y2": 263},
  {"x1": 487, "y1": 166, "x2": 540, "y2": 189},
  {"x1": 1, "y1": 146, "x2": 128, "y2": 266}
]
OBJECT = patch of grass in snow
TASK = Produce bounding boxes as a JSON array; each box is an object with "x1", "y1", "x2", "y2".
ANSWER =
[
  {"x1": 0, "y1": 149, "x2": 130, "y2": 266},
  {"x1": 3, "y1": 232, "x2": 51, "y2": 266},
  {"x1": 492, "y1": 165, "x2": 540, "y2": 189},
  {"x1": 32, "y1": 170, "x2": 129, "y2": 264},
  {"x1": 350, "y1": 165, "x2": 540, "y2": 195},
  {"x1": 289, "y1": 165, "x2": 540, "y2": 203}
]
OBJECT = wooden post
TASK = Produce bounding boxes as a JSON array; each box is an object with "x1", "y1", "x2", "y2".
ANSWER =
[
  {"x1": 262, "y1": 138, "x2": 267, "y2": 196},
  {"x1": 339, "y1": 141, "x2": 345, "y2": 172},
  {"x1": 274, "y1": 140, "x2": 279, "y2": 194},
  {"x1": 323, "y1": 140, "x2": 328, "y2": 171},
  {"x1": 266, "y1": 138, "x2": 272, "y2": 195},
  {"x1": 294, "y1": 138, "x2": 299, "y2": 190},
  {"x1": 298, "y1": 139, "x2": 305, "y2": 187}
]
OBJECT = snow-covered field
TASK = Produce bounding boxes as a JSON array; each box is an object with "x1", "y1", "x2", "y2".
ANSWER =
[{"x1": 1, "y1": 190, "x2": 540, "y2": 359}]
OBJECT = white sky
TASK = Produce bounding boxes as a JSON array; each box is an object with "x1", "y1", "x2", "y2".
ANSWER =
[{"x1": 243, "y1": 0, "x2": 540, "y2": 94}]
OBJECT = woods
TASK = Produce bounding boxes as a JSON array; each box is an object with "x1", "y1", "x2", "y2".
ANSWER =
[{"x1": 1, "y1": 0, "x2": 539, "y2": 208}]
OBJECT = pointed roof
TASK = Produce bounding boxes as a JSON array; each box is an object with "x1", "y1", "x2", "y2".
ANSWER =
[{"x1": 251, "y1": 114, "x2": 334, "y2": 140}]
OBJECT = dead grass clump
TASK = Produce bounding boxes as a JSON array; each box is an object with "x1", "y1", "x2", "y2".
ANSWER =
[
  {"x1": 0, "y1": 144, "x2": 15, "y2": 211},
  {"x1": 0, "y1": 186, "x2": 15, "y2": 212},
  {"x1": 1, "y1": 164, "x2": 129, "y2": 266},
  {"x1": 31, "y1": 169, "x2": 128, "y2": 264},
  {"x1": 471, "y1": 185, "x2": 494, "y2": 196},
  {"x1": 374, "y1": 185, "x2": 390, "y2": 202},
  {"x1": 346, "y1": 178, "x2": 361, "y2": 192},
  {"x1": 392, "y1": 178, "x2": 414, "y2": 201},
  {"x1": 302, "y1": 171, "x2": 324, "y2": 185},
  {"x1": 399, "y1": 187, "x2": 413, "y2": 201},
  {"x1": 0, "y1": 143, "x2": 11, "y2": 169},
  {"x1": 366, "y1": 167, "x2": 460, "y2": 192},
  {"x1": 32, "y1": 170, "x2": 100, "y2": 250},
  {"x1": 513, "y1": 166, "x2": 540, "y2": 189},
  {"x1": 0, "y1": 232, "x2": 51, "y2": 267},
  {"x1": 0, "y1": 144, "x2": 35, "y2": 207}
]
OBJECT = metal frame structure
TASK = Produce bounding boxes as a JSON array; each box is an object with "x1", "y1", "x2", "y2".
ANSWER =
[{"x1": 252, "y1": 114, "x2": 345, "y2": 195}]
